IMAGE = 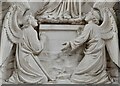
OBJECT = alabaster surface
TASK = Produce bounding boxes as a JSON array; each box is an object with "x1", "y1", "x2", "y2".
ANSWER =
[{"x1": 0, "y1": 0, "x2": 120, "y2": 85}]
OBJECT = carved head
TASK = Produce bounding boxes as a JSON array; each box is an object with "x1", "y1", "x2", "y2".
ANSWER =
[
  {"x1": 22, "y1": 14, "x2": 38, "y2": 28},
  {"x1": 85, "y1": 8, "x2": 101, "y2": 24}
]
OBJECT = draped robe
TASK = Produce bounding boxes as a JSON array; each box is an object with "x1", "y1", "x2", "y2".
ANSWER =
[
  {"x1": 70, "y1": 23, "x2": 111, "y2": 84},
  {"x1": 8, "y1": 26, "x2": 48, "y2": 84},
  {"x1": 38, "y1": 0, "x2": 81, "y2": 19}
]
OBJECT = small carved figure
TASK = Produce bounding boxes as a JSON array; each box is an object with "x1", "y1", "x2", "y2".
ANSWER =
[
  {"x1": 7, "y1": 14, "x2": 49, "y2": 84},
  {"x1": 0, "y1": 1, "x2": 51, "y2": 83},
  {"x1": 61, "y1": 8, "x2": 115, "y2": 84}
]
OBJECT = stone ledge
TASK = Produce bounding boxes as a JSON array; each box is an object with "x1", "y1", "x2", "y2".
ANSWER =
[{"x1": 39, "y1": 24, "x2": 84, "y2": 31}]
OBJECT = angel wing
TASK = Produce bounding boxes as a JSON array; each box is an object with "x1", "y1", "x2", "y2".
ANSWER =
[
  {"x1": 93, "y1": 2, "x2": 120, "y2": 67},
  {"x1": 1, "y1": 0, "x2": 30, "y2": 65},
  {"x1": 1, "y1": 5, "x2": 21, "y2": 66},
  {"x1": 0, "y1": 5, "x2": 14, "y2": 67},
  {"x1": 0, "y1": 2, "x2": 30, "y2": 80}
]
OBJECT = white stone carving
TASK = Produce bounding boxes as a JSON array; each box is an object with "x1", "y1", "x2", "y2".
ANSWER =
[
  {"x1": 61, "y1": 8, "x2": 112, "y2": 84},
  {"x1": 7, "y1": 14, "x2": 50, "y2": 84},
  {"x1": 93, "y1": 1, "x2": 120, "y2": 68},
  {"x1": 39, "y1": 24, "x2": 84, "y2": 83},
  {"x1": 35, "y1": 1, "x2": 91, "y2": 24},
  {"x1": 0, "y1": 1, "x2": 31, "y2": 83},
  {"x1": 0, "y1": 0, "x2": 119, "y2": 84},
  {"x1": 36, "y1": 0, "x2": 82, "y2": 19}
]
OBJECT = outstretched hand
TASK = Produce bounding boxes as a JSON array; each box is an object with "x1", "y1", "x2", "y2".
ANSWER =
[{"x1": 61, "y1": 42, "x2": 71, "y2": 53}]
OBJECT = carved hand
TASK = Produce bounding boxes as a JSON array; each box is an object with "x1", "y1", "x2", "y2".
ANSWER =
[{"x1": 61, "y1": 42, "x2": 71, "y2": 53}]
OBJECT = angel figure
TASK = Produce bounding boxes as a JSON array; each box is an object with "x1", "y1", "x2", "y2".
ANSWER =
[
  {"x1": 7, "y1": 14, "x2": 49, "y2": 84},
  {"x1": 61, "y1": 7, "x2": 119, "y2": 84},
  {"x1": 0, "y1": 1, "x2": 50, "y2": 84},
  {"x1": 93, "y1": 0, "x2": 120, "y2": 68}
]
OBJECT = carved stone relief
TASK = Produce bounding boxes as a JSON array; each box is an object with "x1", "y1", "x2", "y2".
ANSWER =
[
  {"x1": 0, "y1": 0, "x2": 120, "y2": 85},
  {"x1": 35, "y1": 1, "x2": 93, "y2": 24}
]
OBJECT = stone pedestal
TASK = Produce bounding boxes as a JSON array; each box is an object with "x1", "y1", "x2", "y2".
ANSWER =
[{"x1": 38, "y1": 24, "x2": 84, "y2": 80}]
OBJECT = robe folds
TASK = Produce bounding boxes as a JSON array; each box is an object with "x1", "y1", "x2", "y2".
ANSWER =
[
  {"x1": 39, "y1": 0, "x2": 81, "y2": 19},
  {"x1": 8, "y1": 26, "x2": 48, "y2": 84},
  {"x1": 70, "y1": 23, "x2": 111, "y2": 84}
]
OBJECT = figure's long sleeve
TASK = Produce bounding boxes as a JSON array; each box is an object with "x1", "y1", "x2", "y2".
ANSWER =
[
  {"x1": 70, "y1": 24, "x2": 91, "y2": 50},
  {"x1": 26, "y1": 27, "x2": 44, "y2": 55}
]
